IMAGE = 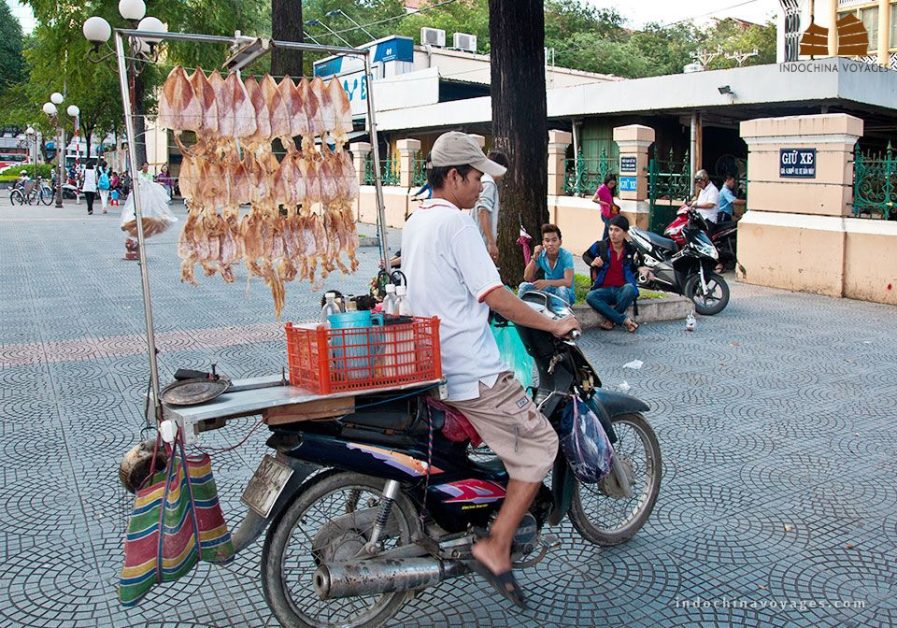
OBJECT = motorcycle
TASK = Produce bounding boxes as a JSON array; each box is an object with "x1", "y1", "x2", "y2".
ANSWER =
[
  {"x1": 664, "y1": 204, "x2": 738, "y2": 272},
  {"x1": 628, "y1": 208, "x2": 730, "y2": 315},
  {"x1": 239, "y1": 292, "x2": 662, "y2": 627}
]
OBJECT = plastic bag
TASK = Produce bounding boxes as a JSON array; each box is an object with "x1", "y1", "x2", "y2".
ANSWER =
[
  {"x1": 559, "y1": 397, "x2": 613, "y2": 483},
  {"x1": 490, "y1": 318, "x2": 535, "y2": 390},
  {"x1": 120, "y1": 178, "x2": 177, "y2": 238}
]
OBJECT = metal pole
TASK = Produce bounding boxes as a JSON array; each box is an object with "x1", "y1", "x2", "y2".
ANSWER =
[
  {"x1": 363, "y1": 52, "x2": 389, "y2": 268},
  {"x1": 114, "y1": 31, "x2": 163, "y2": 425},
  {"x1": 56, "y1": 126, "x2": 64, "y2": 208}
]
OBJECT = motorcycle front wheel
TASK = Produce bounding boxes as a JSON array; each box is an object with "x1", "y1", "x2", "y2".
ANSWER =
[
  {"x1": 569, "y1": 412, "x2": 662, "y2": 546},
  {"x1": 262, "y1": 471, "x2": 419, "y2": 628},
  {"x1": 685, "y1": 271, "x2": 730, "y2": 315}
]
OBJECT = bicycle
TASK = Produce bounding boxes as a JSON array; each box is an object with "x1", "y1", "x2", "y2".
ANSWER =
[{"x1": 10, "y1": 180, "x2": 35, "y2": 205}]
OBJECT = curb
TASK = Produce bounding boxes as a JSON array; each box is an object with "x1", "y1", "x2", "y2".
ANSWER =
[{"x1": 572, "y1": 293, "x2": 692, "y2": 329}]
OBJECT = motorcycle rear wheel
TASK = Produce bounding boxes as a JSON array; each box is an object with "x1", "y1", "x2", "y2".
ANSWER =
[
  {"x1": 685, "y1": 272, "x2": 730, "y2": 315},
  {"x1": 262, "y1": 472, "x2": 419, "y2": 628},
  {"x1": 569, "y1": 412, "x2": 662, "y2": 546}
]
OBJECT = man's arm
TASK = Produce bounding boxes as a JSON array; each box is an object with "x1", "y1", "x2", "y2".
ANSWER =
[
  {"x1": 476, "y1": 207, "x2": 498, "y2": 260},
  {"x1": 522, "y1": 245, "x2": 542, "y2": 282},
  {"x1": 484, "y1": 287, "x2": 580, "y2": 338}
]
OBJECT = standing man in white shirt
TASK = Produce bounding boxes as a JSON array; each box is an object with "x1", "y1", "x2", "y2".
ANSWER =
[
  {"x1": 473, "y1": 149, "x2": 509, "y2": 263},
  {"x1": 402, "y1": 132, "x2": 580, "y2": 609},
  {"x1": 690, "y1": 169, "x2": 720, "y2": 224}
]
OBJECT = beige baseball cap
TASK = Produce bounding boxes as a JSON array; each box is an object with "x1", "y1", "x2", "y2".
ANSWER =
[{"x1": 429, "y1": 131, "x2": 507, "y2": 177}]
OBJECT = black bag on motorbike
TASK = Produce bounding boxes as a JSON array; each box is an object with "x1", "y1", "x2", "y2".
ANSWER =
[{"x1": 559, "y1": 397, "x2": 613, "y2": 483}]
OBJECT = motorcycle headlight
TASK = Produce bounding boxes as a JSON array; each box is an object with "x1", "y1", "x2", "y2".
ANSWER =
[{"x1": 692, "y1": 234, "x2": 718, "y2": 259}]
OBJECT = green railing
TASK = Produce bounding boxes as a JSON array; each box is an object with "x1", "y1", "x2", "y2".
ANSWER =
[
  {"x1": 412, "y1": 157, "x2": 427, "y2": 187},
  {"x1": 854, "y1": 143, "x2": 896, "y2": 220},
  {"x1": 648, "y1": 148, "x2": 690, "y2": 234},
  {"x1": 364, "y1": 156, "x2": 400, "y2": 186},
  {"x1": 564, "y1": 150, "x2": 613, "y2": 197}
]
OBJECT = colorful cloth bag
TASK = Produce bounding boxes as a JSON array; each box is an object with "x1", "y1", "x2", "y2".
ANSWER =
[{"x1": 119, "y1": 429, "x2": 234, "y2": 606}]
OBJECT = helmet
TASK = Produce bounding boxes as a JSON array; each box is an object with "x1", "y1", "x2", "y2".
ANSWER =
[{"x1": 694, "y1": 169, "x2": 709, "y2": 182}]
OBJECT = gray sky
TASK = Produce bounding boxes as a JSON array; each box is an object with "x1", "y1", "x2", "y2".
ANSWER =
[{"x1": 6, "y1": 0, "x2": 783, "y2": 37}]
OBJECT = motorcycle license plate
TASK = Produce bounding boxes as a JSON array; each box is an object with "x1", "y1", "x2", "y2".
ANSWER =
[{"x1": 241, "y1": 455, "x2": 294, "y2": 518}]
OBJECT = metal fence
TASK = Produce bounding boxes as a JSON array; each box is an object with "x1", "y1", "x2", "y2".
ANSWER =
[
  {"x1": 648, "y1": 148, "x2": 691, "y2": 233},
  {"x1": 364, "y1": 156, "x2": 400, "y2": 186},
  {"x1": 412, "y1": 157, "x2": 427, "y2": 187},
  {"x1": 854, "y1": 143, "x2": 896, "y2": 220},
  {"x1": 564, "y1": 150, "x2": 613, "y2": 197}
]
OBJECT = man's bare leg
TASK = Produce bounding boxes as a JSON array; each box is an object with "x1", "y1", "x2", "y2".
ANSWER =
[{"x1": 471, "y1": 479, "x2": 541, "y2": 574}]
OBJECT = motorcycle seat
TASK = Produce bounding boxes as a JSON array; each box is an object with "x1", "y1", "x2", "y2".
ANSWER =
[
  {"x1": 644, "y1": 230, "x2": 678, "y2": 251},
  {"x1": 712, "y1": 220, "x2": 736, "y2": 234}
]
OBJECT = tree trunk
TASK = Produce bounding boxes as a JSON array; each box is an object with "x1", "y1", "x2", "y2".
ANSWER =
[
  {"x1": 489, "y1": 0, "x2": 548, "y2": 287},
  {"x1": 271, "y1": 0, "x2": 304, "y2": 77}
]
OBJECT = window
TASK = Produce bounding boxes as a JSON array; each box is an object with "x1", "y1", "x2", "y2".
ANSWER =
[{"x1": 860, "y1": 7, "x2": 878, "y2": 52}]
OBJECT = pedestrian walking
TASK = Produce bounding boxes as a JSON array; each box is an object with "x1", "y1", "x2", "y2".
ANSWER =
[
  {"x1": 97, "y1": 160, "x2": 111, "y2": 214},
  {"x1": 82, "y1": 160, "x2": 98, "y2": 215},
  {"x1": 592, "y1": 174, "x2": 620, "y2": 240}
]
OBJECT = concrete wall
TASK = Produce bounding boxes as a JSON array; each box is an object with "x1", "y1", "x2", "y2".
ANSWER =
[{"x1": 738, "y1": 112, "x2": 897, "y2": 306}]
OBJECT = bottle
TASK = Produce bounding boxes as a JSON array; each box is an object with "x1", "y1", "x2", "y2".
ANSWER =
[
  {"x1": 320, "y1": 292, "x2": 338, "y2": 325},
  {"x1": 396, "y1": 285, "x2": 412, "y2": 316},
  {"x1": 382, "y1": 283, "x2": 398, "y2": 316},
  {"x1": 685, "y1": 310, "x2": 696, "y2": 332},
  {"x1": 394, "y1": 285, "x2": 414, "y2": 376}
]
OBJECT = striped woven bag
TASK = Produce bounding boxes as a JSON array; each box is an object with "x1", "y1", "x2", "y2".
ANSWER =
[{"x1": 119, "y1": 428, "x2": 234, "y2": 607}]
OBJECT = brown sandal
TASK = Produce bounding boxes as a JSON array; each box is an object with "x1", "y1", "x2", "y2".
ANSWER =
[
  {"x1": 623, "y1": 318, "x2": 639, "y2": 333},
  {"x1": 599, "y1": 320, "x2": 615, "y2": 331}
]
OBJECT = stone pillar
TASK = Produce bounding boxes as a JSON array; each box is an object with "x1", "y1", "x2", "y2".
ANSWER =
[
  {"x1": 878, "y1": 0, "x2": 891, "y2": 67},
  {"x1": 827, "y1": 0, "x2": 838, "y2": 57},
  {"x1": 349, "y1": 141, "x2": 371, "y2": 185},
  {"x1": 547, "y1": 130, "x2": 571, "y2": 196},
  {"x1": 738, "y1": 113, "x2": 863, "y2": 297},
  {"x1": 613, "y1": 124, "x2": 654, "y2": 201},
  {"x1": 468, "y1": 134, "x2": 486, "y2": 149},
  {"x1": 396, "y1": 138, "x2": 421, "y2": 188}
]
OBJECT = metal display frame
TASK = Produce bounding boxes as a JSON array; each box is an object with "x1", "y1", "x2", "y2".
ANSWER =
[{"x1": 113, "y1": 29, "x2": 390, "y2": 425}]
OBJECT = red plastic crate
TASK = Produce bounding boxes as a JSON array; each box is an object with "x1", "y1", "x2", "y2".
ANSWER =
[{"x1": 285, "y1": 316, "x2": 442, "y2": 394}]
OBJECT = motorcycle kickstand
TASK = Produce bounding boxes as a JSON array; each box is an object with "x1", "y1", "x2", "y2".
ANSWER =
[{"x1": 357, "y1": 479, "x2": 401, "y2": 557}]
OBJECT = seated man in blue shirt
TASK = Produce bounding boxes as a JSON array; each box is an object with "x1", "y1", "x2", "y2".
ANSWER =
[
  {"x1": 518, "y1": 223, "x2": 576, "y2": 304},
  {"x1": 718, "y1": 173, "x2": 746, "y2": 222}
]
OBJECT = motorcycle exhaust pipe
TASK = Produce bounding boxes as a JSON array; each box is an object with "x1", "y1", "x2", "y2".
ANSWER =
[{"x1": 314, "y1": 557, "x2": 467, "y2": 600}]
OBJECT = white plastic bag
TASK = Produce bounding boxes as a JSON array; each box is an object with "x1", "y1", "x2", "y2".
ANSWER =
[{"x1": 120, "y1": 179, "x2": 177, "y2": 238}]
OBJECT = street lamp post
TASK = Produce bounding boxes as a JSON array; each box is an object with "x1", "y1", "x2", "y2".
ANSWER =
[
  {"x1": 24, "y1": 126, "x2": 35, "y2": 167},
  {"x1": 43, "y1": 93, "x2": 78, "y2": 208}
]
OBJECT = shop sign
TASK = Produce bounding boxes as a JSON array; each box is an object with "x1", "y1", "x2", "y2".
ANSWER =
[
  {"x1": 620, "y1": 156, "x2": 637, "y2": 173},
  {"x1": 779, "y1": 148, "x2": 816, "y2": 178}
]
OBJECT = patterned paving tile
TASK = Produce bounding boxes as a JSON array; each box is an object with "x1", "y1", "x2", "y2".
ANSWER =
[{"x1": 1, "y1": 199, "x2": 895, "y2": 626}]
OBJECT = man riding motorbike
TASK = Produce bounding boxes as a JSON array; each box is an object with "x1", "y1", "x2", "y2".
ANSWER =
[{"x1": 401, "y1": 131, "x2": 580, "y2": 608}]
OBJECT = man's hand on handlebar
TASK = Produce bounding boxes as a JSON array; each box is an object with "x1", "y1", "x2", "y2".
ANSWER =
[{"x1": 551, "y1": 316, "x2": 581, "y2": 340}]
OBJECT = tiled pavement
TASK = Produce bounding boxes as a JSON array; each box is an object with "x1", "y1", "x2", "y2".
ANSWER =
[{"x1": 1, "y1": 199, "x2": 895, "y2": 627}]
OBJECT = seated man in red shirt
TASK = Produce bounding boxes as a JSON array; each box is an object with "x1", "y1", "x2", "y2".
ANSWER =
[{"x1": 582, "y1": 214, "x2": 640, "y2": 333}]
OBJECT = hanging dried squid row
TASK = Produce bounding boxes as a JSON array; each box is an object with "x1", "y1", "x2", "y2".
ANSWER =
[{"x1": 159, "y1": 65, "x2": 361, "y2": 319}]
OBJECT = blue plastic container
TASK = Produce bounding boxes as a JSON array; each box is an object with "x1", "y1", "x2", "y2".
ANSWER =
[{"x1": 328, "y1": 311, "x2": 383, "y2": 380}]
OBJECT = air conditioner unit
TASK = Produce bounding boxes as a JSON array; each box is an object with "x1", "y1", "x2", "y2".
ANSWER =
[
  {"x1": 421, "y1": 27, "x2": 446, "y2": 48},
  {"x1": 453, "y1": 32, "x2": 477, "y2": 53}
]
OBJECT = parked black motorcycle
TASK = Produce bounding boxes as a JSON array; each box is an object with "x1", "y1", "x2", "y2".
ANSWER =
[
  {"x1": 236, "y1": 292, "x2": 662, "y2": 627},
  {"x1": 663, "y1": 205, "x2": 738, "y2": 273},
  {"x1": 628, "y1": 209, "x2": 730, "y2": 315}
]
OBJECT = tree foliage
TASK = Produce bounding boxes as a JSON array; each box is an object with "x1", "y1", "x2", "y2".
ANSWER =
[{"x1": 0, "y1": 1, "x2": 26, "y2": 95}]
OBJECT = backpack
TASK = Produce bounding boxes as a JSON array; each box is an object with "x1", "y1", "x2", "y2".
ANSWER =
[{"x1": 98, "y1": 170, "x2": 111, "y2": 190}]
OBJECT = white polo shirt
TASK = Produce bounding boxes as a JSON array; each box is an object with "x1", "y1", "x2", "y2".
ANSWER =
[
  {"x1": 696, "y1": 181, "x2": 720, "y2": 224},
  {"x1": 401, "y1": 199, "x2": 506, "y2": 401}
]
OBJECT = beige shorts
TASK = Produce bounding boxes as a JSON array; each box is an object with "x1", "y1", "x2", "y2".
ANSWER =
[{"x1": 447, "y1": 372, "x2": 558, "y2": 483}]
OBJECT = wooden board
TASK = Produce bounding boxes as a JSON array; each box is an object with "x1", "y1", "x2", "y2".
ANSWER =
[{"x1": 263, "y1": 396, "x2": 356, "y2": 426}]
